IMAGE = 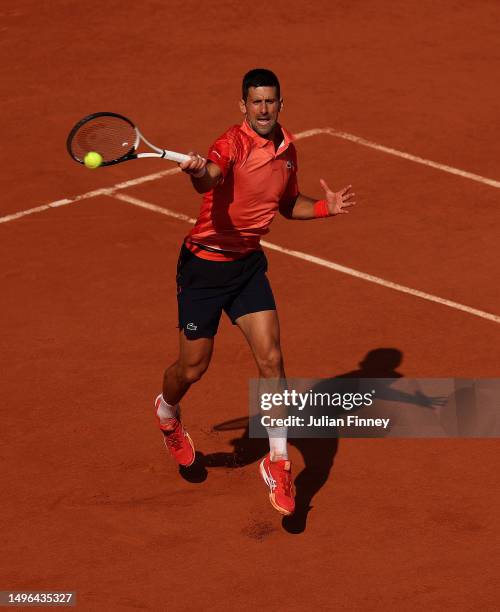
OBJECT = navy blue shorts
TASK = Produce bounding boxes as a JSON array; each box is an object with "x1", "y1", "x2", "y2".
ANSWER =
[{"x1": 176, "y1": 245, "x2": 276, "y2": 339}]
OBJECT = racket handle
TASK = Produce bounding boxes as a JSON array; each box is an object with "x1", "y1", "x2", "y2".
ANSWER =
[{"x1": 161, "y1": 150, "x2": 191, "y2": 163}]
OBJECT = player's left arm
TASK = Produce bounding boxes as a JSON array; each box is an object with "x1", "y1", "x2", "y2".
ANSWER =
[{"x1": 280, "y1": 180, "x2": 356, "y2": 220}]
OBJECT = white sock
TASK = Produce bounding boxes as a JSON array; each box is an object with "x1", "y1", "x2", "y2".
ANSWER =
[
  {"x1": 266, "y1": 426, "x2": 288, "y2": 460},
  {"x1": 156, "y1": 394, "x2": 179, "y2": 423}
]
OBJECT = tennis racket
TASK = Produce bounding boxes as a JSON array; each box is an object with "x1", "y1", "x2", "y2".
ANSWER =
[{"x1": 66, "y1": 111, "x2": 191, "y2": 167}]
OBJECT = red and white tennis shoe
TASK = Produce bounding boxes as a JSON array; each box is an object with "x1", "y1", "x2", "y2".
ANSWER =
[
  {"x1": 260, "y1": 454, "x2": 295, "y2": 515},
  {"x1": 155, "y1": 396, "x2": 195, "y2": 467}
]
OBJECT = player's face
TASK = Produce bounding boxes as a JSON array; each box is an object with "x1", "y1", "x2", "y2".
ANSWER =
[{"x1": 240, "y1": 86, "x2": 283, "y2": 138}]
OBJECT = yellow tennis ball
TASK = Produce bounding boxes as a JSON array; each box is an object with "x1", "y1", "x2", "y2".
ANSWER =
[{"x1": 84, "y1": 151, "x2": 103, "y2": 169}]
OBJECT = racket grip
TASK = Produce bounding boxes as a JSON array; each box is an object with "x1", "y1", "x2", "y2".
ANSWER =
[{"x1": 161, "y1": 150, "x2": 191, "y2": 163}]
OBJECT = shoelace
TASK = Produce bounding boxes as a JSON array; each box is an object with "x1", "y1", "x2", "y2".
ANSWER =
[
  {"x1": 164, "y1": 424, "x2": 183, "y2": 451},
  {"x1": 269, "y1": 463, "x2": 292, "y2": 496}
]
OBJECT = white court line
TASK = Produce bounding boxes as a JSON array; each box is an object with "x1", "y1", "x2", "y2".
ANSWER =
[
  {"x1": 112, "y1": 192, "x2": 500, "y2": 325},
  {"x1": 297, "y1": 127, "x2": 500, "y2": 188},
  {"x1": 0, "y1": 199, "x2": 74, "y2": 224},
  {"x1": 0, "y1": 167, "x2": 181, "y2": 225},
  {"x1": 113, "y1": 192, "x2": 196, "y2": 224},
  {"x1": 1, "y1": 127, "x2": 499, "y2": 226},
  {"x1": 0, "y1": 131, "x2": 315, "y2": 225},
  {"x1": 323, "y1": 128, "x2": 500, "y2": 189}
]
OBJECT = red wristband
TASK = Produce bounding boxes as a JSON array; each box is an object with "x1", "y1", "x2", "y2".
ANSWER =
[{"x1": 313, "y1": 199, "x2": 330, "y2": 218}]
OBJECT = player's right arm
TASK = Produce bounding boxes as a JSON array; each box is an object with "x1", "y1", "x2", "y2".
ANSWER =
[
  {"x1": 180, "y1": 127, "x2": 240, "y2": 194},
  {"x1": 179, "y1": 153, "x2": 222, "y2": 193}
]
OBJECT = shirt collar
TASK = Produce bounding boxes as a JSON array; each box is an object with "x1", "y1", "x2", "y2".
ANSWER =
[{"x1": 241, "y1": 119, "x2": 294, "y2": 152}]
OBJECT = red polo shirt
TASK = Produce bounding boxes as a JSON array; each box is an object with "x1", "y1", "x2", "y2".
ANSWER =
[{"x1": 185, "y1": 120, "x2": 299, "y2": 261}]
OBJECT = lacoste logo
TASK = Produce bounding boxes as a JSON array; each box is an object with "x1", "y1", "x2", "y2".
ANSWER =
[{"x1": 186, "y1": 323, "x2": 198, "y2": 331}]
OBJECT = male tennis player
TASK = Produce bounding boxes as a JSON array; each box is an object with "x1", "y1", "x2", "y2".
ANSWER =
[{"x1": 155, "y1": 68, "x2": 355, "y2": 516}]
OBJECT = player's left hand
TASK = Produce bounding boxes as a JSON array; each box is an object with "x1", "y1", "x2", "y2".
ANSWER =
[
  {"x1": 319, "y1": 179, "x2": 356, "y2": 215},
  {"x1": 414, "y1": 391, "x2": 448, "y2": 409}
]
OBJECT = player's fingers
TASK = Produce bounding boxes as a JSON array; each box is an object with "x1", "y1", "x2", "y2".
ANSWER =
[
  {"x1": 193, "y1": 154, "x2": 206, "y2": 168},
  {"x1": 343, "y1": 192, "x2": 355, "y2": 200},
  {"x1": 179, "y1": 152, "x2": 198, "y2": 170},
  {"x1": 341, "y1": 184, "x2": 353, "y2": 195},
  {"x1": 183, "y1": 155, "x2": 205, "y2": 173}
]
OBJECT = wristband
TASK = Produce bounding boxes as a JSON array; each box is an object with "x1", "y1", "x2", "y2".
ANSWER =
[{"x1": 313, "y1": 199, "x2": 330, "y2": 218}]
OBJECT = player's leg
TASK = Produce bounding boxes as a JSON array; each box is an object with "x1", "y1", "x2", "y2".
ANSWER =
[
  {"x1": 226, "y1": 250, "x2": 295, "y2": 514},
  {"x1": 235, "y1": 309, "x2": 287, "y2": 459},
  {"x1": 155, "y1": 244, "x2": 222, "y2": 467},
  {"x1": 235, "y1": 309, "x2": 295, "y2": 515},
  {"x1": 226, "y1": 251, "x2": 288, "y2": 456},
  {"x1": 162, "y1": 334, "x2": 214, "y2": 410},
  {"x1": 235, "y1": 309, "x2": 284, "y2": 376},
  {"x1": 160, "y1": 243, "x2": 225, "y2": 421},
  {"x1": 155, "y1": 335, "x2": 214, "y2": 468}
]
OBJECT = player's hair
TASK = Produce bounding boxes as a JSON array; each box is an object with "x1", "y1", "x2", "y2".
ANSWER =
[{"x1": 242, "y1": 68, "x2": 280, "y2": 101}]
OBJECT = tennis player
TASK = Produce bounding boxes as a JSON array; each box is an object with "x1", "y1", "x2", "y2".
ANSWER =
[{"x1": 155, "y1": 68, "x2": 355, "y2": 516}]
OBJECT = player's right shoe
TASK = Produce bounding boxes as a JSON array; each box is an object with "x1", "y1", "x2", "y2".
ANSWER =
[{"x1": 155, "y1": 395, "x2": 195, "y2": 467}]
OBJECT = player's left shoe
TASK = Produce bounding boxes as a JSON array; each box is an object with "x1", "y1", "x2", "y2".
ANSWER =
[{"x1": 260, "y1": 454, "x2": 295, "y2": 515}]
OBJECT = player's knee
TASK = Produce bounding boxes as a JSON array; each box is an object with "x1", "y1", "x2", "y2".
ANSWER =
[
  {"x1": 179, "y1": 362, "x2": 208, "y2": 385},
  {"x1": 256, "y1": 348, "x2": 283, "y2": 377}
]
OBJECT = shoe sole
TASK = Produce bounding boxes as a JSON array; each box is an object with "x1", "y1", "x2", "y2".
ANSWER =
[
  {"x1": 162, "y1": 430, "x2": 196, "y2": 468},
  {"x1": 259, "y1": 459, "x2": 293, "y2": 516}
]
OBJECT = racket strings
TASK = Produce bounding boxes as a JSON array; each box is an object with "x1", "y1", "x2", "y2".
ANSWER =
[{"x1": 69, "y1": 116, "x2": 137, "y2": 163}]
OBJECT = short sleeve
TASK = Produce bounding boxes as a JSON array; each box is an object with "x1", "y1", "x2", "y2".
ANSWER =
[{"x1": 207, "y1": 127, "x2": 240, "y2": 179}]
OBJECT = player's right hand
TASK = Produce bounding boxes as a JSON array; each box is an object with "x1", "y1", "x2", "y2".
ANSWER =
[{"x1": 179, "y1": 151, "x2": 207, "y2": 178}]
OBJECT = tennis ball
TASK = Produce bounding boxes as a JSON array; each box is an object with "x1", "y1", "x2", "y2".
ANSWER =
[{"x1": 84, "y1": 151, "x2": 103, "y2": 169}]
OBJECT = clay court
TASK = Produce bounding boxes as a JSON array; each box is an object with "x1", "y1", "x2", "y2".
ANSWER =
[{"x1": 1, "y1": 1, "x2": 499, "y2": 609}]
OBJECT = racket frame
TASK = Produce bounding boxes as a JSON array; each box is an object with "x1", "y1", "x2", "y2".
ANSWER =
[{"x1": 66, "y1": 111, "x2": 191, "y2": 166}]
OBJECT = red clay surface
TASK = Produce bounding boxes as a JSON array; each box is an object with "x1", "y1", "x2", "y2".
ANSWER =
[{"x1": 1, "y1": 2, "x2": 499, "y2": 610}]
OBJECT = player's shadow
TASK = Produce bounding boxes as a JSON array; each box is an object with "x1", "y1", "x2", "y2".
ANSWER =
[
  {"x1": 204, "y1": 347, "x2": 413, "y2": 534},
  {"x1": 179, "y1": 452, "x2": 208, "y2": 483},
  {"x1": 315, "y1": 349, "x2": 446, "y2": 436}
]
